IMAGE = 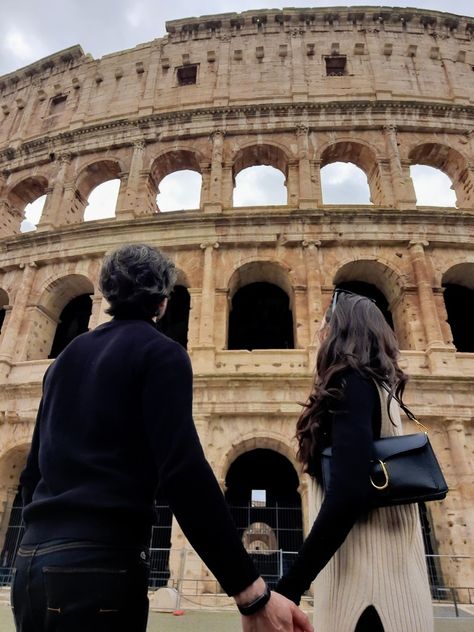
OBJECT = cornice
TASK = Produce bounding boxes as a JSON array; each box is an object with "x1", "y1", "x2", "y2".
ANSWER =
[{"x1": 1, "y1": 99, "x2": 474, "y2": 168}]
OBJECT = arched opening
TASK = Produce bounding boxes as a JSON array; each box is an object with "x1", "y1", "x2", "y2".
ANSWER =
[
  {"x1": 233, "y1": 144, "x2": 288, "y2": 207},
  {"x1": 228, "y1": 282, "x2": 294, "y2": 350},
  {"x1": 321, "y1": 162, "x2": 371, "y2": 205},
  {"x1": 20, "y1": 194, "x2": 47, "y2": 232},
  {"x1": 410, "y1": 165, "x2": 456, "y2": 207},
  {"x1": 157, "y1": 171, "x2": 202, "y2": 212},
  {"x1": 84, "y1": 179, "x2": 120, "y2": 221},
  {"x1": 234, "y1": 166, "x2": 287, "y2": 207},
  {"x1": 156, "y1": 285, "x2": 190, "y2": 349},
  {"x1": 49, "y1": 294, "x2": 93, "y2": 358},
  {"x1": 151, "y1": 151, "x2": 202, "y2": 213},
  {"x1": 320, "y1": 142, "x2": 385, "y2": 205},
  {"x1": 0, "y1": 446, "x2": 28, "y2": 585},
  {"x1": 225, "y1": 448, "x2": 303, "y2": 586},
  {"x1": 409, "y1": 143, "x2": 473, "y2": 208},
  {"x1": 6, "y1": 176, "x2": 49, "y2": 234},
  {"x1": 442, "y1": 264, "x2": 474, "y2": 352},
  {"x1": 0, "y1": 289, "x2": 8, "y2": 335},
  {"x1": 334, "y1": 280, "x2": 394, "y2": 329},
  {"x1": 74, "y1": 160, "x2": 121, "y2": 222}
]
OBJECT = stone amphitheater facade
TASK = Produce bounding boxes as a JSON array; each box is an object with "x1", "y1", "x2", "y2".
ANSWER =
[{"x1": 0, "y1": 5, "x2": 473, "y2": 596}]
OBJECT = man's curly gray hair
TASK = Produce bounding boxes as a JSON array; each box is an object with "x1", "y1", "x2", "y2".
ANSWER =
[{"x1": 99, "y1": 244, "x2": 177, "y2": 318}]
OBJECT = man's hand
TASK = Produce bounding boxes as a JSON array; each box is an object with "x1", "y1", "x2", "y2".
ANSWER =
[{"x1": 241, "y1": 591, "x2": 313, "y2": 632}]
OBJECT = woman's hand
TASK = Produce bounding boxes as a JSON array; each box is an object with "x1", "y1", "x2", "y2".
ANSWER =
[{"x1": 241, "y1": 591, "x2": 313, "y2": 632}]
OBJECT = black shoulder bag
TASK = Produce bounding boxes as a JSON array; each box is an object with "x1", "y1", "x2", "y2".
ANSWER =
[{"x1": 320, "y1": 392, "x2": 448, "y2": 508}]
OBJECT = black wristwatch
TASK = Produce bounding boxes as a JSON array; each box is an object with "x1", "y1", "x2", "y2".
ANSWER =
[{"x1": 237, "y1": 583, "x2": 271, "y2": 616}]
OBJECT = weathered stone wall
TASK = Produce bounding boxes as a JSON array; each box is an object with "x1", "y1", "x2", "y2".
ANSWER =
[{"x1": 0, "y1": 6, "x2": 473, "y2": 595}]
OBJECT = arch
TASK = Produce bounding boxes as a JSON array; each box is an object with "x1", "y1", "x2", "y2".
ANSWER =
[
  {"x1": 333, "y1": 259, "x2": 408, "y2": 342},
  {"x1": 0, "y1": 444, "x2": 29, "y2": 582},
  {"x1": 150, "y1": 149, "x2": 202, "y2": 188},
  {"x1": 442, "y1": 263, "x2": 474, "y2": 352},
  {"x1": 408, "y1": 143, "x2": 473, "y2": 208},
  {"x1": 319, "y1": 140, "x2": 386, "y2": 206},
  {"x1": 5, "y1": 176, "x2": 49, "y2": 234},
  {"x1": 232, "y1": 142, "x2": 289, "y2": 179},
  {"x1": 227, "y1": 260, "x2": 294, "y2": 299},
  {"x1": 150, "y1": 149, "x2": 203, "y2": 212},
  {"x1": 218, "y1": 433, "x2": 300, "y2": 482},
  {"x1": 321, "y1": 162, "x2": 371, "y2": 205},
  {"x1": 333, "y1": 258, "x2": 406, "y2": 306},
  {"x1": 25, "y1": 274, "x2": 94, "y2": 361},
  {"x1": 75, "y1": 159, "x2": 122, "y2": 202},
  {"x1": 224, "y1": 445, "x2": 304, "y2": 573}
]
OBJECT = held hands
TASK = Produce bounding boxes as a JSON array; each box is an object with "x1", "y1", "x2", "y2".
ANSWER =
[{"x1": 241, "y1": 591, "x2": 314, "y2": 632}]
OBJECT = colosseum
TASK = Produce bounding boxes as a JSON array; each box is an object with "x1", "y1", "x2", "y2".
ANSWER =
[{"x1": 0, "y1": 4, "x2": 473, "y2": 607}]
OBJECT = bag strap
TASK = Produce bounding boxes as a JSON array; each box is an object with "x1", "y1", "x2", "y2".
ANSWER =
[{"x1": 381, "y1": 383, "x2": 429, "y2": 434}]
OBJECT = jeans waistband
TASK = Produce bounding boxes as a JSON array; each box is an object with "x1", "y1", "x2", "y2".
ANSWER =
[{"x1": 17, "y1": 540, "x2": 150, "y2": 558}]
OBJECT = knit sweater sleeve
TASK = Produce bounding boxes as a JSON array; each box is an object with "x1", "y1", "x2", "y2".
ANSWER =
[
  {"x1": 141, "y1": 339, "x2": 258, "y2": 597},
  {"x1": 275, "y1": 370, "x2": 378, "y2": 604}
]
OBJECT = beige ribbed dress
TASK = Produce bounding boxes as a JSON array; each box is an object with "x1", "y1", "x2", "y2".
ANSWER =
[{"x1": 313, "y1": 383, "x2": 434, "y2": 632}]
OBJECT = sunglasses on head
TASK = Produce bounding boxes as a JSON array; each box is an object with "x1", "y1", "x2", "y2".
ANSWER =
[{"x1": 330, "y1": 288, "x2": 377, "y2": 314}]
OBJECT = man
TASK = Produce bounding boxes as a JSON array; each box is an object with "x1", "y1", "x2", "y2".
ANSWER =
[{"x1": 13, "y1": 244, "x2": 313, "y2": 632}]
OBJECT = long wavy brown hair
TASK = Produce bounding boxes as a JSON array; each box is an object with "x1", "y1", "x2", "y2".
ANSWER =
[{"x1": 296, "y1": 291, "x2": 408, "y2": 477}]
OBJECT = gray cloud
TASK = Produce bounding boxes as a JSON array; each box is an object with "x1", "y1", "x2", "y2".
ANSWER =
[{"x1": 1, "y1": 1, "x2": 473, "y2": 76}]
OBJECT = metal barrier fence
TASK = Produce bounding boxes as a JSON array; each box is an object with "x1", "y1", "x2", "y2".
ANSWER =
[{"x1": 1, "y1": 545, "x2": 472, "y2": 617}]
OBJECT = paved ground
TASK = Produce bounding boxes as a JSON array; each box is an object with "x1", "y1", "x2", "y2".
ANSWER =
[{"x1": 1, "y1": 606, "x2": 474, "y2": 632}]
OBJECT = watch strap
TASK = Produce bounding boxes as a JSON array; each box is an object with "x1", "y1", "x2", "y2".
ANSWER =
[{"x1": 237, "y1": 583, "x2": 271, "y2": 616}]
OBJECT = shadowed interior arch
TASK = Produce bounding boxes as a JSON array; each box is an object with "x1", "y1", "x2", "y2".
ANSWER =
[
  {"x1": 225, "y1": 448, "x2": 303, "y2": 584},
  {"x1": 442, "y1": 263, "x2": 474, "y2": 352}
]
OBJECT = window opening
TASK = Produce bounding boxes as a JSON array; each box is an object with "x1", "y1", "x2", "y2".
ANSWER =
[
  {"x1": 228, "y1": 282, "x2": 294, "y2": 350},
  {"x1": 233, "y1": 166, "x2": 286, "y2": 207},
  {"x1": 443, "y1": 283, "x2": 474, "y2": 352},
  {"x1": 325, "y1": 55, "x2": 347, "y2": 76},
  {"x1": 49, "y1": 294, "x2": 93, "y2": 358},
  {"x1": 84, "y1": 179, "x2": 120, "y2": 221},
  {"x1": 335, "y1": 280, "x2": 393, "y2": 329},
  {"x1": 157, "y1": 170, "x2": 201, "y2": 212},
  {"x1": 20, "y1": 194, "x2": 47, "y2": 233},
  {"x1": 49, "y1": 94, "x2": 67, "y2": 114},
  {"x1": 410, "y1": 165, "x2": 456, "y2": 207},
  {"x1": 225, "y1": 449, "x2": 303, "y2": 587},
  {"x1": 156, "y1": 285, "x2": 190, "y2": 349},
  {"x1": 251, "y1": 490, "x2": 267, "y2": 507},
  {"x1": 321, "y1": 162, "x2": 371, "y2": 205},
  {"x1": 177, "y1": 65, "x2": 198, "y2": 85}
]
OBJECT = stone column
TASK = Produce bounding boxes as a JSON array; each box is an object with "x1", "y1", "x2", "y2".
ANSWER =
[
  {"x1": 214, "y1": 288, "x2": 229, "y2": 350},
  {"x1": 0, "y1": 263, "x2": 37, "y2": 379},
  {"x1": 293, "y1": 286, "x2": 309, "y2": 349},
  {"x1": 89, "y1": 294, "x2": 109, "y2": 330},
  {"x1": 298, "y1": 475, "x2": 318, "y2": 536},
  {"x1": 221, "y1": 162, "x2": 234, "y2": 209},
  {"x1": 116, "y1": 141, "x2": 151, "y2": 219},
  {"x1": 286, "y1": 160, "x2": 299, "y2": 207},
  {"x1": 383, "y1": 126, "x2": 417, "y2": 209},
  {"x1": 309, "y1": 159, "x2": 323, "y2": 207},
  {"x1": 199, "y1": 243, "x2": 219, "y2": 346},
  {"x1": 186, "y1": 288, "x2": 201, "y2": 351},
  {"x1": 199, "y1": 163, "x2": 212, "y2": 209},
  {"x1": 204, "y1": 131, "x2": 225, "y2": 213},
  {"x1": 296, "y1": 125, "x2": 318, "y2": 209},
  {"x1": 303, "y1": 240, "x2": 323, "y2": 351},
  {"x1": 408, "y1": 241, "x2": 444, "y2": 348},
  {"x1": 38, "y1": 154, "x2": 72, "y2": 230},
  {"x1": 446, "y1": 419, "x2": 472, "y2": 482}
]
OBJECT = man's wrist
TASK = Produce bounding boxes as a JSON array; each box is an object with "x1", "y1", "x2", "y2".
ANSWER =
[{"x1": 235, "y1": 578, "x2": 271, "y2": 616}]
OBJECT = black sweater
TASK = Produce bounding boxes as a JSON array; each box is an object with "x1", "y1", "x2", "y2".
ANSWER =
[
  {"x1": 20, "y1": 318, "x2": 258, "y2": 596},
  {"x1": 275, "y1": 369, "x2": 381, "y2": 604}
]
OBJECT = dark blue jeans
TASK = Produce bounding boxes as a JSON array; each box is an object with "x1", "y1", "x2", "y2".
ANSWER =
[{"x1": 11, "y1": 540, "x2": 150, "y2": 632}]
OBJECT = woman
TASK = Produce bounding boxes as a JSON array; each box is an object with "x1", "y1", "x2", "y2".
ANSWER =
[{"x1": 275, "y1": 289, "x2": 433, "y2": 632}]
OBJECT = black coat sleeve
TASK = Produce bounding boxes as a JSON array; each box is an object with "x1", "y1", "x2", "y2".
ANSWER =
[
  {"x1": 275, "y1": 370, "x2": 378, "y2": 604},
  {"x1": 141, "y1": 340, "x2": 258, "y2": 597}
]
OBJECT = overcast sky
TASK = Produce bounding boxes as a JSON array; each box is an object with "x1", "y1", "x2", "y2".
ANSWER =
[{"x1": 0, "y1": 1, "x2": 461, "y2": 228}]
